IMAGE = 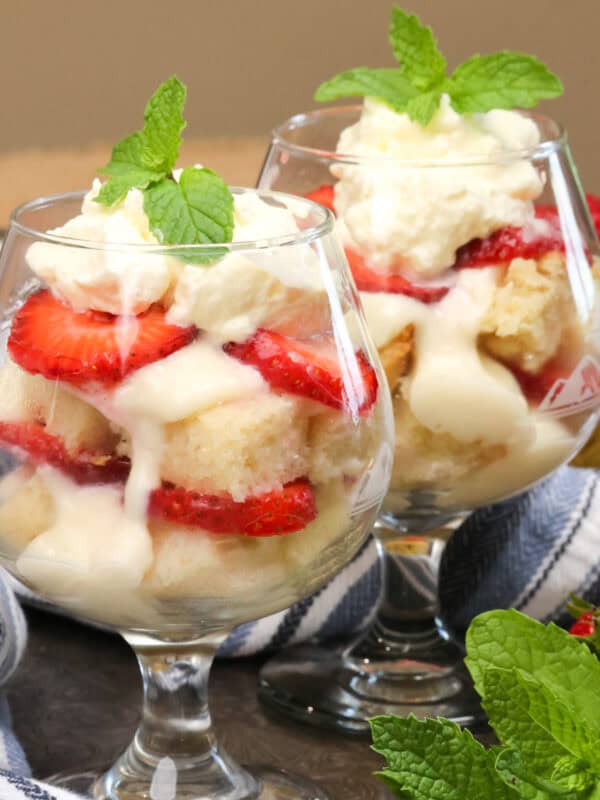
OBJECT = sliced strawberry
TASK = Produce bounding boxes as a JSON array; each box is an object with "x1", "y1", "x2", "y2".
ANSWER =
[
  {"x1": 507, "y1": 360, "x2": 570, "y2": 406},
  {"x1": 224, "y1": 329, "x2": 377, "y2": 413},
  {"x1": 570, "y1": 619, "x2": 595, "y2": 637},
  {"x1": 0, "y1": 421, "x2": 130, "y2": 484},
  {"x1": 345, "y1": 248, "x2": 449, "y2": 303},
  {"x1": 304, "y1": 184, "x2": 335, "y2": 214},
  {"x1": 454, "y1": 219, "x2": 564, "y2": 269},
  {"x1": 534, "y1": 203, "x2": 559, "y2": 223},
  {"x1": 586, "y1": 193, "x2": 600, "y2": 238},
  {"x1": 8, "y1": 290, "x2": 196, "y2": 386},
  {"x1": 455, "y1": 194, "x2": 600, "y2": 269},
  {"x1": 149, "y1": 478, "x2": 317, "y2": 536}
]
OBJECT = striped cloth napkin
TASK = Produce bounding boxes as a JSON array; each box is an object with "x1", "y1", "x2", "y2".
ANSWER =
[{"x1": 0, "y1": 464, "x2": 599, "y2": 797}]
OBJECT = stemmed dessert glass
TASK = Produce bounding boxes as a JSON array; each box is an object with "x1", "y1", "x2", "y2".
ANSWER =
[
  {"x1": 256, "y1": 106, "x2": 600, "y2": 732},
  {"x1": 0, "y1": 188, "x2": 392, "y2": 799}
]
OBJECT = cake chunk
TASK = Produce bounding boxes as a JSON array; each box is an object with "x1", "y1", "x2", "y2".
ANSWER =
[
  {"x1": 391, "y1": 395, "x2": 506, "y2": 490},
  {"x1": 378, "y1": 323, "x2": 414, "y2": 393},
  {"x1": 144, "y1": 522, "x2": 287, "y2": 598},
  {"x1": 161, "y1": 394, "x2": 310, "y2": 501},
  {"x1": 308, "y1": 410, "x2": 380, "y2": 484},
  {"x1": 0, "y1": 360, "x2": 117, "y2": 454},
  {"x1": 0, "y1": 468, "x2": 55, "y2": 553},
  {"x1": 480, "y1": 252, "x2": 574, "y2": 373}
]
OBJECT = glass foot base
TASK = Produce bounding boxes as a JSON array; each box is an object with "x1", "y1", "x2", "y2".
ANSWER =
[
  {"x1": 45, "y1": 766, "x2": 330, "y2": 799},
  {"x1": 258, "y1": 643, "x2": 485, "y2": 736}
]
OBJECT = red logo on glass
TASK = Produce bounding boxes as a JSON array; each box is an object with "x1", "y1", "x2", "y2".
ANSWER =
[{"x1": 539, "y1": 355, "x2": 600, "y2": 416}]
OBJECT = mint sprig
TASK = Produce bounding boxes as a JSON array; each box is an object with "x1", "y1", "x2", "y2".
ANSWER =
[
  {"x1": 96, "y1": 77, "x2": 186, "y2": 205},
  {"x1": 371, "y1": 716, "x2": 512, "y2": 799},
  {"x1": 315, "y1": 6, "x2": 563, "y2": 126},
  {"x1": 94, "y1": 76, "x2": 234, "y2": 263},
  {"x1": 371, "y1": 610, "x2": 600, "y2": 799}
]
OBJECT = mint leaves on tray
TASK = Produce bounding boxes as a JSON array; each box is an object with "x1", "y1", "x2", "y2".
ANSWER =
[
  {"x1": 95, "y1": 76, "x2": 233, "y2": 262},
  {"x1": 371, "y1": 609, "x2": 600, "y2": 799},
  {"x1": 315, "y1": 7, "x2": 563, "y2": 126}
]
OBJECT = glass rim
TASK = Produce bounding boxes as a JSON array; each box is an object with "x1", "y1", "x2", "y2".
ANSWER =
[
  {"x1": 9, "y1": 186, "x2": 335, "y2": 253},
  {"x1": 271, "y1": 104, "x2": 567, "y2": 167}
]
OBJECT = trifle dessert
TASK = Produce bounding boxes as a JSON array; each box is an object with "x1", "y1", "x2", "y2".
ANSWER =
[
  {"x1": 254, "y1": 8, "x2": 600, "y2": 733},
  {"x1": 0, "y1": 78, "x2": 390, "y2": 635},
  {"x1": 288, "y1": 12, "x2": 600, "y2": 518}
]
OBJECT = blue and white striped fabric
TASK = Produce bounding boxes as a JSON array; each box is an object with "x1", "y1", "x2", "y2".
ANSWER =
[{"x1": 0, "y1": 464, "x2": 599, "y2": 797}]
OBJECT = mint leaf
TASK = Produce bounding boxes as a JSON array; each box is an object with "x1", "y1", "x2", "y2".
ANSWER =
[
  {"x1": 512, "y1": 669, "x2": 600, "y2": 773},
  {"x1": 95, "y1": 175, "x2": 152, "y2": 207},
  {"x1": 447, "y1": 52, "x2": 563, "y2": 113},
  {"x1": 141, "y1": 75, "x2": 186, "y2": 173},
  {"x1": 95, "y1": 76, "x2": 186, "y2": 207},
  {"x1": 388, "y1": 6, "x2": 446, "y2": 91},
  {"x1": 482, "y1": 668, "x2": 570, "y2": 777},
  {"x1": 552, "y1": 756, "x2": 596, "y2": 794},
  {"x1": 143, "y1": 167, "x2": 233, "y2": 264},
  {"x1": 96, "y1": 132, "x2": 165, "y2": 205},
  {"x1": 370, "y1": 715, "x2": 514, "y2": 799},
  {"x1": 495, "y1": 748, "x2": 580, "y2": 798},
  {"x1": 466, "y1": 611, "x2": 600, "y2": 740},
  {"x1": 99, "y1": 132, "x2": 146, "y2": 176},
  {"x1": 315, "y1": 67, "x2": 418, "y2": 112},
  {"x1": 404, "y1": 90, "x2": 443, "y2": 126}
]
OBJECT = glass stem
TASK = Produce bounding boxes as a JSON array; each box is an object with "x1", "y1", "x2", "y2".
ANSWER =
[
  {"x1": 346, "y1": 518, "x2": 468, "y2": 703},
  {"x1": 95, "y1": 633, "x2": 258, "y2": 800}
]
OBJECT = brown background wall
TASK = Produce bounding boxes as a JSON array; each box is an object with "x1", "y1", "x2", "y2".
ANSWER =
[{"x1": 1, "y1": 0, "x2": 599, "y2": 185}]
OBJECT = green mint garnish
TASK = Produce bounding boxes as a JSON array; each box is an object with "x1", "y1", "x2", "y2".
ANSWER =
[
  {"x1": 315, "y1": 6, "x2": 563, "y2": 126},
  {"x1": 95, "y1": 76, "x2": 234, "y2": 263},
  {"x1": 144, "y1": 167, "x2": 233, "y2": 264},
  {"x1": 448, "y1": 52, "x2": 565, "y2": 114},
  {"x1": 371, "y1": 716, "x2": 512, "y2": 799},
  {"x1": 96, "y1": 77, "x2": 185, "y2": 205},
  {"x1": 371, "y1": 610, "x2": 600, "y2": 799}
]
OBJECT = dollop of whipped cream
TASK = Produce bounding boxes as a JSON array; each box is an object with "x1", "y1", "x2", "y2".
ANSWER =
[
  {"x1": 26, "y1": 179, "x2": 328, "y2": 340},
  {"x1": 168, "y1": 191, "x2": 329, "y2": 342},
  {"x1": 26, "y1": 179, "x2": 174, "y2": 315},
  {"x1": 333, "y1": 95, "x2": 544, "y2": 278}
]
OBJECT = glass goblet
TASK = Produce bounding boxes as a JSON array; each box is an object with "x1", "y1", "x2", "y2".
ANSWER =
[
  {"x1": 0, "y1": 187, "x2": 392, "y2": 798},
  {"x1": 256, "y1": 106, "x2": 600, "y2": 732}
]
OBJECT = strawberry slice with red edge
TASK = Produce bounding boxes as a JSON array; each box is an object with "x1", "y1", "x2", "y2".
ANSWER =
[
  {"x1": 8, "y1": 290, "x2": 196, "y2": 387},
  {"x1": 505, "y1": 359, "x2": 572, "y2": 406},
  {"x1": 149, "y1": 478, "x2": 317, "y2": 536},
  {"x1": 455, "y1": 193, "x2": 600, "y2": 269},
  {"x1": 586, "y1": 193, "x2": 600, "y2": 238},
  {"x1": 345, "y1": 248, "x2": 449, "y2": 304},
  {"x1": 304, "y1": 184, "x2": 335, "y2": 214},
  {"x1": 224, "y1": 328, "x2": 377, "y2": 414},
  {"x1": 0, "y1": 421, "x2": 130, "y2": 484},
  {"x1": 454, "y1": 217, "x2": 564, "y2": 270}
]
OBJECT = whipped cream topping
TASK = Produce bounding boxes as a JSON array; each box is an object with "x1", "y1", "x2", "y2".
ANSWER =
[
  {"x1": 167, "y1": 191, "x2": 329, "y2": 341},
  {"x1": 26, "y1": 179, "x2": 328, "y2": 342},
  {"x1": 26, "y1": 180, "x2": 174, "y2": 315},
  {"x1": 333, "y1": 95, "x2": 544, "y2": 277}
]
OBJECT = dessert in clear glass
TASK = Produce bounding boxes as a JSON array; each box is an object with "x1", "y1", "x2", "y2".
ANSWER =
[
  {"x1": 0, "y1": 173, "x2": 391, "y2": 797},
  {"x1": 256, "y1": 35, "x2": 600, "y2": 730}
]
